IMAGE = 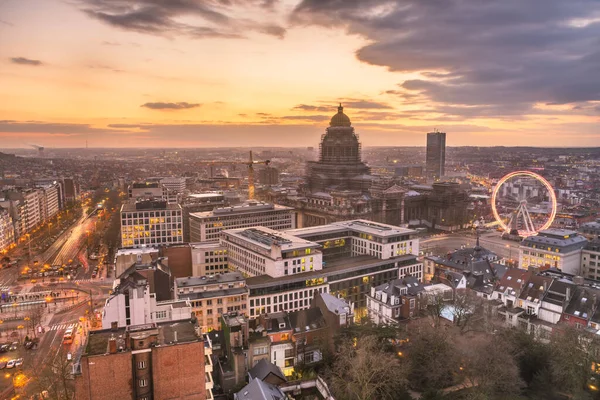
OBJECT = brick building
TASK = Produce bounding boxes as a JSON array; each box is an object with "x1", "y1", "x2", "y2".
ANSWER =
[{"x1": 74, "y1": 320, "x2": 211, "y2": 400}]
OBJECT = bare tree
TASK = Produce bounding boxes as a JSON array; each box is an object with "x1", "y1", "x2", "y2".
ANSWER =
[
  {"x1": 26, "y1": 305, "x2": 45, "y2": 339},
  {"x1": 328, "y1": 335, "x2": 409, "y2": 400},
  {"x1": 407, "y1": 324, "x2": 461, "y2": 391},
  {"x1": 424, "y1": 292, "x2": 447, "y2": 328},
  {"x1": 28, "y1": 346, "x2": 74, "y2": 400},
  {"x1": 462, "y1": 335, "x2": 524, "y2": 398},
  {"x1": 450, "y1": 291, "x2": 485, "y2": 334}
]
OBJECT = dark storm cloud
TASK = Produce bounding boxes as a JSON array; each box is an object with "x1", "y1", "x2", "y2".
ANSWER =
[
  {"x1": 292, "y1": 0, "x2": 600, "y2": 117},
  {"x1": 10, "y1": 57, "x2": 43, "y2": 66},
  {"x1": 141, "y1": 102, "x2": 201, "y2": 110},
  {"x1": 78, "y1": 0, "x2": 286, "y2": 39}
]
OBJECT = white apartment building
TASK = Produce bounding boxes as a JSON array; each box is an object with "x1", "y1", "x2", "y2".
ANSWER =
[
  {"x1": 189, "y1": 202, "x2": 295, "y2": 242},
  {"x1": 582, "y1": 240, "x2": 600, "y2": 281},
  {"x1": 221, "y1": 227, "x2": 323, "y2": 278},
  {"x1": 41, "y1": 184, "x2": 60, "y2": 221},
  {"x1": 22, "y1": 189, "x2": 43, "y2": 233},
  {"x1": 102, "y1": 273, "x2": 192, "y2": 329},
  {"x1": 519, "y1": 229, "x2": 588, "y2": 275},
  {"x1": 287, "y1": 219, "x2": 420, "y2": 259},
  {"x1": 128, "y1": 182, "x2": 177, "y2": 203},
  {"x1": 120, "y1": 200, "x2": 183, "y2": 248},
  {"x1": 190, "y1": 241, "x2": 229, "y2": 276},
  {"x1": 0, "y1": 207, "x2": 15, "y2": 254}
]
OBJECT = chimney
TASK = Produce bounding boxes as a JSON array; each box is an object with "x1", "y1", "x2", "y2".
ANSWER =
[
  {"x1": 136, "y1": 253, "x2": 142, "y2": 263},
  {"x1": 566, "y1": 287, "x2": 571, "y2": 301},
  {"x1": 543, "y1": 280, "x2": 548, "y2": 293},
  {"x1": 174, "y1": 331, "x2": 178, "y2": 343},
  {"x1": 108, "y1": 336, "x2": 117, "y2": 354}
]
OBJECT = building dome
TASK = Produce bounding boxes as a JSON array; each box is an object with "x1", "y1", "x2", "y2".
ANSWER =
[{"x1": 329, "y1": 104, "x2": 351, "y2": 127}]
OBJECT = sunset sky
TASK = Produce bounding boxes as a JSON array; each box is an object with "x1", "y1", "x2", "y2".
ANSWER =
[{"x1": 1, "y1": 0, "x2": 600, "y2": 148}]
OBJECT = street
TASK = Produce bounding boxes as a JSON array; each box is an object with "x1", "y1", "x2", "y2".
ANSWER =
[
  {"x1": 0, "y1": 209, "x2": 112, "y2": 397},
  {"x1": 421, "y1": 231, "x2": 521, "y2": 261}
]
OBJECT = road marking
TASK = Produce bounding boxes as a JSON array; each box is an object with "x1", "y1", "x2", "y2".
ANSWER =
[{"x1": 49, "y1": 322, "x2": 77, "y2": 331}]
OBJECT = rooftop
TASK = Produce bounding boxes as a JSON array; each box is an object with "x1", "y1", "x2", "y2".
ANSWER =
[
  {"x1": 121, "y1": 201, "x2": 181, "y2": 212},
  {"x1": 85, "y1": 320, "x2": 199, "y2": 357},
  {"x1": 224, "y1": 226, "x2": 320, "y2": 252},
  {"x1": 175, "y1": 271, "x2": 245, "y2": 288},
  {"x1": 522, "y1": 229, "x2": 588, "y2": 252},
  {"x1": 286, "y1": 219, "x2": 416, "y2": 238},
  {"x1": 190, "y1": 202, "x2": 292, "y2": 219}
]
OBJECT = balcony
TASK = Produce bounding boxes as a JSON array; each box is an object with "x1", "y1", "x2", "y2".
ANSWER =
[
  {"x1": 205, "y1": 371, "x2": 213, "y2": 391},
  {"x1": 205, "y1": 354, "x2": 213, "y2": 374}
]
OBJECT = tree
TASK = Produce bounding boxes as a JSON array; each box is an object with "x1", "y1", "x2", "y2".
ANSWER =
[
  {"x1": 327, "y1": 335, "x2": 409, "y2": 400},
  {"x1": 26, "y1": 305, "x2": 45, "y2": 339},
  {"x1": 462, "y1": 335, "x2": 524, "y2": 398},
  {"x1": 547, "y1": 326, "x2": 599, "y2": 398},
  {"x1": 407, "y1": 324, "x2": 461, "y2": 391},
  {"x1": 450, "y1": 291, "x2": 485, "y2": 334},
  {"x1": 425, "y1": 292, "x2": 448, "y2": 329},
  {"x1": 28, "y1": 346, "x2": 74, "y2": 400}
]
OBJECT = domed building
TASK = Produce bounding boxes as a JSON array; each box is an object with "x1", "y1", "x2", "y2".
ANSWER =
[{"x1": 306, "y1": 105, "x2": 372, "y2": 192}]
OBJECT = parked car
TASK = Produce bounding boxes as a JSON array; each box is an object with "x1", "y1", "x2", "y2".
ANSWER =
[
  {"x1": 24, "y1": 341, "x2": 35, "y2": 350},
  {"x1": 9, "y1": 342, "x2": 18, "y2": 351},
  {"x1": 6, "y1": 360, "x2": 15, "y2": 369},
  {"x1": 15, "y1": 358, "x2": 23, "y2": 368},
  {"x1": 0, "y1": 344, "x2": 9, "y2": 353}
]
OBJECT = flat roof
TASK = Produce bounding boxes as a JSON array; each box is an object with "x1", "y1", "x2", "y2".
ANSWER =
[
  {"x1": 187, "y1": 193, "x2": 224, "y2": 199},
  {"x1": 224, "y1": 226, "x2": 320, "y2": 252},
  {"x1": 246, "y1": 254, "x2": 418, "y2": 288},
  {"x1": 85, "y1": 320, "x2": 199, "y2": 356},
  {"x1": 190, "y1": 202, "x2": 292, "y2": 219},
  {"x1": 115, "y1": 247, "x2": 159, "y2": 256},
  {"x1": 190, "y1": 241, "x2": 224, "y2": 250},
  {"x1": 176, "y1": 271, "x2": 245, "y2": 287},
  {"x1": 121, "y1": 201, "x2": 181, "y2": 212},
  {"x1": 286, "y1": 219, "x2": 416, "y2": 238}
]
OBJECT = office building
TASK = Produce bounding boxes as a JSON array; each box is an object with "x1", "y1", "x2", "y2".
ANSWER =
[
  {"x1": 582, "y1": 239, "x2": 600, "y2": 281},
  {"x1": 174, "y1": 272, "x2": 248, "y2": 333},
  {"x1": 181, "y1": 193, "x2": 227, "y2": 242},
  {"x1": 159, "y1": 177, "x2": 186, "y2": 193},
  {"x1": 239, "y1": 220, "x2": 422, "y2": 319},
  {"x1": 189, "y1": 202, "x2": 295, "y2": 242},
  {"x1": 258, "y1": 166, "x2": 280, "y2": 185},
  {"x1": 74, "y1": 321, "x2": 211, "y2": 400},
  {"x1": 0, "y1": 207, "x2": 14, "y2": 254},
  {"x1": 519, "y1": 229, "x2": 588, "y2": 275},
  {"x1": 221, "y1": 227, "x2": 323, "y2": 278},
  {"x1": 102, "y1": 270, "x2": 192, "y2": 329},
  {"x1": 120, "y1": 200, "x2": 183, "y2": 248},
  {"x1": 191, "y1": 242, "x2": 229, "y2": 276},
  {"x1": 128, "y1": 181, "x2": 177, "y2": 203},
  {"x1": 426, "y1": 130, "x2": 446, "y2": 179},
  {"x1": 580, "y1": 219, "x2": 600, "y2": 240}
]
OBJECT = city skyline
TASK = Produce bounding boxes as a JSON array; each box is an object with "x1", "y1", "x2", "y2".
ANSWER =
[{"x1": 2, "y1": 0, "x2": 600, "y2": 148}]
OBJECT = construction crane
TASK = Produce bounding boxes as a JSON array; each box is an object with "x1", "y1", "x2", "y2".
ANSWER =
[
  {"x1": 196, "y1": 151, "x2": 270, "y2": 200},
  {"x1": 29, "y1": 144, "x2": 45, "y2": 157}
]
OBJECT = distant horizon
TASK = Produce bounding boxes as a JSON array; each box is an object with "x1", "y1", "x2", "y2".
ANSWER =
[{"x1": 2, "y1": 1, "x2": 599, "y2": 147}]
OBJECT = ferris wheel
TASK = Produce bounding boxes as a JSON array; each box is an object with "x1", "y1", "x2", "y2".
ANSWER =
[{"x1": 491, "y1": 171, "x2": 557, "y2": 237}]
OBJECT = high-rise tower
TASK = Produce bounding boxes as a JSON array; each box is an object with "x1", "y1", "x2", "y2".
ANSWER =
[{"x1": 426, "y1": 131, "x2": 446, "y2": 179}]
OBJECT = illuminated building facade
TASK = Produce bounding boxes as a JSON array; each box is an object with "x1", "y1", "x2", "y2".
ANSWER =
[
  {"x1": 519, "y1": 229, "x2": 588, "y2": 275},
  {"x1": 189, "y1": 202, "x2": 295, "y2": 242},
  {"x1": 120, "y1": 200, "x2": 183, "y2": 248},
  {"x1": 233, "y1": 220, "x2": 422, "y2": 320},
  {"x1": 0, "y1": 207, "x2": 15, "y2": 254}
]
